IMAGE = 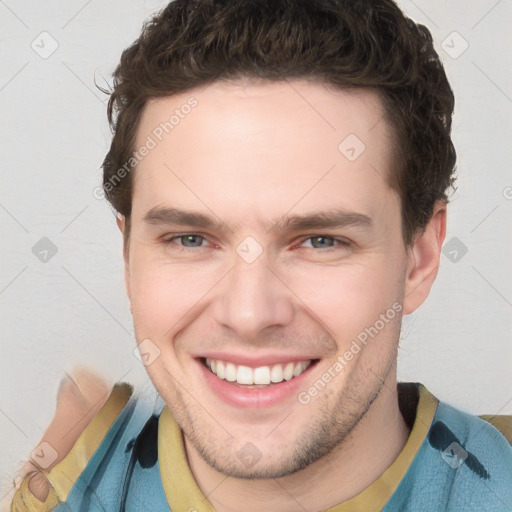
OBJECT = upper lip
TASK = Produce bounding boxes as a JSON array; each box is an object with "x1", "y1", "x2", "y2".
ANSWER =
[{"x1": 196, "y1": 352, "x2": 320, "y2": 368}]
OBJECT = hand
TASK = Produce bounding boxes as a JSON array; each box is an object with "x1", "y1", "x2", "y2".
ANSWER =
[{"x1": 7, "y1": 367, "x2": 111, "y2": 506}]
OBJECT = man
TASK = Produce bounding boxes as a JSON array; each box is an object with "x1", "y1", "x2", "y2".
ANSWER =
[{"x1": 10, "y1": 0, "x2": 512, "y2": 510}]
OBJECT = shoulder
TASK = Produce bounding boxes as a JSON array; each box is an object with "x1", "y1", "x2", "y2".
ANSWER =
[
  {"x1": 386, "y1": 384, "x2": 512, "y2": 512},
  {"x1": 478, "y1": 414, "x2": 512, "y2": 445},
  {"x1": 422, "y1": 391, "x2": 512, "y2": 511},
  {"x1": 433, "y1": 399, "x2": 512, "y2": 458}
]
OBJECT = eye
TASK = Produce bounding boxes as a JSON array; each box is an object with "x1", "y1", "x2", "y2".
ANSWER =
[
  {"x1": 162, "y1": 233, "x2": 209, "y2": 250},
  {"x1": 298, "y1": 235, "x2": 351, "y2": 251},
  {"x1": 160, "y1": 233, "x2": 351, "y2": 254}
]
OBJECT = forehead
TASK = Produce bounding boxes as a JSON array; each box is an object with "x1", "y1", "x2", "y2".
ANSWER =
[{"x1": 131, "y1": 80, "x2": 398, "y2": 231}]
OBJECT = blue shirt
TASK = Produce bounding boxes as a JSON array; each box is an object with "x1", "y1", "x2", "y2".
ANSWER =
[{"x1": 13, "y1": 382, "x2": 512, "y2": 511}]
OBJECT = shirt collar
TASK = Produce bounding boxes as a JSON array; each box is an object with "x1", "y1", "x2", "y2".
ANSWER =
[{"x1": 158, "y1": 382, "x2": 439, "y2": 511}]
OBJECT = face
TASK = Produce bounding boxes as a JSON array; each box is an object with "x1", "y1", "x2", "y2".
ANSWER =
[{"x1": 121, "y1": 80, "x2": 424, "y2": 478}]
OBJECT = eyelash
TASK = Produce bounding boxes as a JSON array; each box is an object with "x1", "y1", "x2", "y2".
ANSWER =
[{"x1": 161, "y1": 233, "x2": 351, "y2": 253}]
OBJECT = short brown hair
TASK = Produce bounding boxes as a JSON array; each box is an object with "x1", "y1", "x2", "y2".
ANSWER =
[{"x1": 101, "y1": 0, "x2": 456, "y2": 248}]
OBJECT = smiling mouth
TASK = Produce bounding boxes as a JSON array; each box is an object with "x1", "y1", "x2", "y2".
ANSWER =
[{"x1": 200, "y1": 357, "x2": 320, "y2": 388}]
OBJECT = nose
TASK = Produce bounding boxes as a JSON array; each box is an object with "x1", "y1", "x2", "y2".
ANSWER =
[{"x1": 212, "y1": 250, "x2": 295, "y2": 341}]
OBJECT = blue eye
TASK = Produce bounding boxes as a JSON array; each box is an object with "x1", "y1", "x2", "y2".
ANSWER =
[
  {"x1": 299, "y1": 235, "x2": 351, "y2": 251},
  {"x1": 161, "y1": 234, "x2": 351, "y2": 253},
  {"x1": 163, "y1": 234, "x2": 208, "y2": 249}
]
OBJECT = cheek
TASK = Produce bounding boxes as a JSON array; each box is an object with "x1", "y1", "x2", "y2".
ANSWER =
[
  {"x1": 129, "y1": 255, "x2": 222, "y2": 337},
  {"x1": 282, "y1": 257, "x2": 404, "y2": 344}
]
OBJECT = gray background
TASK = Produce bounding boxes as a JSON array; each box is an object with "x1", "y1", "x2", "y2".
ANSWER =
[{"x1": 1, "y1": 0, "x2": 511, "y2": 502}]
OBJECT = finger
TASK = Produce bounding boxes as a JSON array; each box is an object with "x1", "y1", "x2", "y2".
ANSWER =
[{"x1": 28, "y1": 367, "x2": 111, "y2": 472}]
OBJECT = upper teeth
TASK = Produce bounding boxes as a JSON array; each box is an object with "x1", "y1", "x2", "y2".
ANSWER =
[{"x1": 205, "y1": 358, "x2": 312, "y2": 385}]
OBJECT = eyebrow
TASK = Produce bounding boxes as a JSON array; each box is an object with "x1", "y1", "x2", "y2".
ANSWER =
[
  {"x1": 143, "y1": 206, "x2": 373, "y2": 233},
  {"x1": 143, "y1": 207, "x2": 228, "y2": 232},
  {"x1": 271, "y1": 209, "x2": 373, "y2": 232}
]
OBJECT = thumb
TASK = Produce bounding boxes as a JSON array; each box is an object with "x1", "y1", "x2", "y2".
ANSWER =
[{"x1": 20, "y1": 367, "x2": 111, "y2": 502}]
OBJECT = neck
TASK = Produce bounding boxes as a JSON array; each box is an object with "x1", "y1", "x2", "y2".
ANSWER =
[{"x1": 185, "y1": 371, "x2": 410, "y2": 512}]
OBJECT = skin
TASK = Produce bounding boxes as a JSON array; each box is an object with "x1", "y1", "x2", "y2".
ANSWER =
[
  {"x1": 117, "y1": 79, "x2": 446, "y2": 511},
  {"x1": 13, "y1": 79, "x2": 446, "y2": 511}
]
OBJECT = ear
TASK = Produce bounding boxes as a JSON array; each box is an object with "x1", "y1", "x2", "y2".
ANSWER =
[
  {"x1": 116, "y1": 214, "x2": 131, "y2": 307},
  {"x1": 402, "y1": 200, "x2": 447, "y2": 315}
]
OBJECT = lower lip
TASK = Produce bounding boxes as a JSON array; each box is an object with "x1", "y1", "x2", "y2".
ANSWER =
[{"x1": 196, "y1": 358, "x2": 319, "y2": 408}]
